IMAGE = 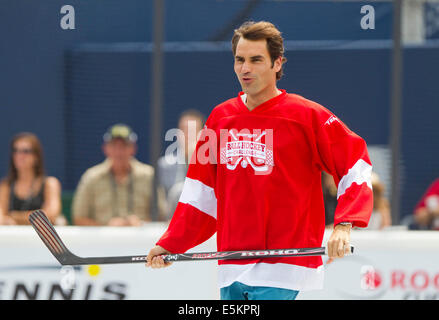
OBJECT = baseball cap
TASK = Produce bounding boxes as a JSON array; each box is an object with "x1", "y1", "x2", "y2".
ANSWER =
[{"x1": 103, "y1": 124, "x2": 138, "y2": 143}]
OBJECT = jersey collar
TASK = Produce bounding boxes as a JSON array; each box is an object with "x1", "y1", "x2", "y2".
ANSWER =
[{"x1": 237, "y1": 89, "x2": 287, "y2": 113}]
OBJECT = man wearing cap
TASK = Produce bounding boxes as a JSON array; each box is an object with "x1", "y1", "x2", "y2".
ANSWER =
[{"x1": 72, "y1": 124, "x2": 165, "y2": 226}]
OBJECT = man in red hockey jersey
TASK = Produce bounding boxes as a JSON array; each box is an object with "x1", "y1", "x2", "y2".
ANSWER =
[{"x1": 145, "y1": 21, "x2": 373, "y2": 300}]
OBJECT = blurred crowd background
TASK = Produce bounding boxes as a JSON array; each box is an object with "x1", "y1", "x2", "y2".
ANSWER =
[{"x1": 0, "y1": 0, "x2": 439, "y2": 230}]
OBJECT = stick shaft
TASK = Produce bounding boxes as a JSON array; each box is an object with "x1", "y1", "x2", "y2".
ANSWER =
[
  {"x1": 73, "y1": 246, "x2": 354, "y2": 265},
  {"x1": 162, "y1": 247, "x2": 327, "y2": 262}
]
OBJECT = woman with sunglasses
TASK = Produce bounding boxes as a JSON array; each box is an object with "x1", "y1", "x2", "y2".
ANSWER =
[{"x1": 0, "y1": 132, "x2": 62, "y2": 225}]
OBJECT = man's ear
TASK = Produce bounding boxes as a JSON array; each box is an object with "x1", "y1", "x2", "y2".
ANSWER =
[{"x1": 273, "y1": 56, "x2": 283, "y2": 73}]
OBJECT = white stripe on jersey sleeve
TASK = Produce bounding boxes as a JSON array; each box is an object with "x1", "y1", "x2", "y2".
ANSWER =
[
  {"x1": 337, "y1": 159, "x2": 372, "y2": 200},
  {"x1": 178, "y1": 177, "x2": 217, "y2": 219}
]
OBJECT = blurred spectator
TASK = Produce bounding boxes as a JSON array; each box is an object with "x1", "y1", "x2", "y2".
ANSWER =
[
  {"x1": 323, "y1": 171, "x2": 391, "y2": 230},
  {"x1": 72, "y1": 124, "x2": 165, "y2": 226},
  {"x1": 0, "y1": 132, "x2": 62, "y2": 225},
  {"x1": 412, "y1": 177, "x2": 439, "y2": 230},
  {"x1": 322, "y1": 171, "x2": 337, "y2": 228},
  {"x1": 365, "y1": 172, "x2": 391, "y2": 230},
  {"x1": 158, "y1": 109, "x2": 205, "y2": 219}
]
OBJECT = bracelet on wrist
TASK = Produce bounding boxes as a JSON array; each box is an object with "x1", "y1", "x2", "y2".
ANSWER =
[{"x1": 337, "y1": 222, "x2": 352, "y2": 227}]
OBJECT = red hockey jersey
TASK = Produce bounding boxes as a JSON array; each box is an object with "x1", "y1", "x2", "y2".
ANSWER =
[{"x1": 157, "y1": 90, "x2": 373, "y2": 291}]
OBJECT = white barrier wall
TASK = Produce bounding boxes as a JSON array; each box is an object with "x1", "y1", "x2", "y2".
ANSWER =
[
  {"x1": 0, "y1": 224, "x2": 219, "y2": 300},
  {"x1": 0, "y1": 225, "x2": 438, "y2": 300},
  {"x1": 300, "y1": 229, "x2": 439, "y2": 300}
]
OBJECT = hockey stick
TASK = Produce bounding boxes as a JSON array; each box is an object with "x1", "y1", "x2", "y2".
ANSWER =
[{"x1": 29, "y1": 210, "x2": 354, "y2": 266}]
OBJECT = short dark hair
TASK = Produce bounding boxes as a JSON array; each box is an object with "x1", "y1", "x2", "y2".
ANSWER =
[{"x1": 231, "y1": 21, "x2": 287, "y2": 80}]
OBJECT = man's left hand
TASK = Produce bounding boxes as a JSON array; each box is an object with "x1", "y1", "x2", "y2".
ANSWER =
[{"x1": 327, "y1": 223, "x2": 351, "y2": 264}]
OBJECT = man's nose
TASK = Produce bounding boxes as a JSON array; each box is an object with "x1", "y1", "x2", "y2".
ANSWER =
[{"x1": 241, "y1": 61, "x2": 251, "y2": 74}]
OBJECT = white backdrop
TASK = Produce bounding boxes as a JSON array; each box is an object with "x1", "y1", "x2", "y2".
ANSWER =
[{"x1": 0, "y1": 225, "x2": 438, "y2": 300}]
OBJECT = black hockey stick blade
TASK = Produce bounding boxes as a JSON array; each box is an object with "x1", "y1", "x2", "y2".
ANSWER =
[
  {"x1": 29, "y1": 210, "x2": 140, "y2": 265},
  {"x1": 29, "y1": 210, "x2": 354, "y2": 266},
  {"x1": 29, "y1": 210, "x2": 83, "y2": 265}
]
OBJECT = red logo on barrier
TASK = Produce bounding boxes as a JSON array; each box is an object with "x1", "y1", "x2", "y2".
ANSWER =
[
  {"x1": 363, "y1": 271, "x2": 382, "y2": 290},
  {"x1": 361, "y1": 267, "x2": 439, "y2": 292},
  {"x1": 361, "y1": 266, "x2": 382, "y2": 290}
]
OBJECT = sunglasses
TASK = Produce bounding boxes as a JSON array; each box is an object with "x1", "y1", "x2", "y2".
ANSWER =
[{"x1": 12, "y1": 148, "x2": 34, "y2": 154}]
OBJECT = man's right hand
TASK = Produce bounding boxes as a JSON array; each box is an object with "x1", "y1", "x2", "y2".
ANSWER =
[{"x1": 146, "y1": 245, "x2": 173, "y2": 269}]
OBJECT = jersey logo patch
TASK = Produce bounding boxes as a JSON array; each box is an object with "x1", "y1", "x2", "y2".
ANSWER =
[{"x1": 220, "y1": 129, "x2": 274, "y2": 175}]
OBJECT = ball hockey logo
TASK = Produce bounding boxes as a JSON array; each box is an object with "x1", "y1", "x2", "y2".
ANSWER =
[{"x1": 220, "y1": 129, "x2": 274, "y2": 175}]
